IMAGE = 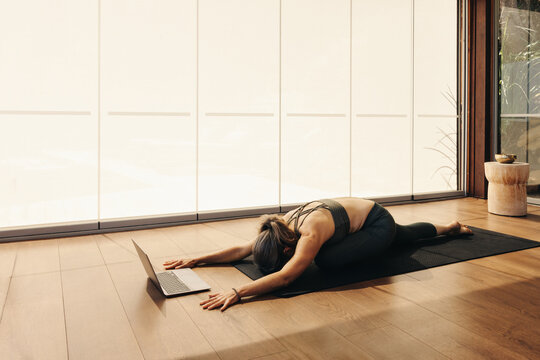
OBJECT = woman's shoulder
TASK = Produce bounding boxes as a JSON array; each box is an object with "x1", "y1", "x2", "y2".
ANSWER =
[{"x1": 294, "y1": 209, "x2": 335, "y2": 244}]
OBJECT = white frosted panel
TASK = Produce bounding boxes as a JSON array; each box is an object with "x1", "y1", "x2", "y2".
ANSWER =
[
  {"x1": 0, "y1": 0, "x2": 98, "y2": 228},
  {"x1": 100, "y1": 0, "x2": 197, "y2": 218},
  {"x1": 100, "y1": 116, "x2": 196, "y2": 218},
  {"x1": 352, "y1": 0, "x2": 412, "y2": 114},
  {"x1": 351, "y1": 117, "x2": 411, "y2": 197},
  {"x1": 199, "y1": 0, "x2": 279, "y2": 113},
  {"x1": 198, "y1": 0, "x2": 279, "y2": 210},
  {"x1": 414, "y1": 0, "x2": 458, "y2": 193},
  {"x1": 281, "y1": 117, "x2": 349, "y2": 204},
  {"x1": 0, "y1": 116, "x2": 97, "y2": 228},
  {"x1": 414, "y1": 0, "x2": 458, "y2": 115},
  {"x1": 282, "y1": 0, "x2": 350, "y2": 113},
  {"x1": 101, "y1": 0, "x2": 196, "y2": 111},
  {"x1": 413, "y1": 117, "x2": 458, "y2": 193},
  {"x1": 281, "y1": 0, "x2": 350, "y2": 203},
  {"x1": 0, "y1": 0, "x2": 97, "y2": 110},
  {"x1": 198, "y1": 117, "x2": 279, "y2": 211},
  {"x1": 351, "y1": 0, "x2": 412, "y2": 198}
]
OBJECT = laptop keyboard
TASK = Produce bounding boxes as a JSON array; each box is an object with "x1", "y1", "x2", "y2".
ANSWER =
[{"x1": 157, "y1": 272, "x2": 191, "y2": 294}]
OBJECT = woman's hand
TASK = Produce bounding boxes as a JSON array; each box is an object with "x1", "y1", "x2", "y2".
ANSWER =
[
  {"x1": 163, "y1": 258, "x2": 199, "y2": 269},
  {"x1": 200, "y1": 290, "x2": 240, "y2": 312}
]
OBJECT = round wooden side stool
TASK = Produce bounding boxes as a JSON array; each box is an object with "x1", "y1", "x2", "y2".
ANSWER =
[{"x1": 484, "y1": 162, "x2": 530, "y2": 216}]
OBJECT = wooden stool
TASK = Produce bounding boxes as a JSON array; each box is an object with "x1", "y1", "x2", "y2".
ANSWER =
[{"x1": 484, "y1": 162, "x2": 530, "y2": 216}]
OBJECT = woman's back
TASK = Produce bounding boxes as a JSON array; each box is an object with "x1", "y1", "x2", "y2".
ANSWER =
[{"x1": 282, "y1": 197, "x2": 375, "y2": 244}]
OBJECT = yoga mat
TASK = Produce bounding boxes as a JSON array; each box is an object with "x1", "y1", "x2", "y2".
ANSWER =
[{"x1": 232, "y1": 226, "x2": 540, "y2": 298}]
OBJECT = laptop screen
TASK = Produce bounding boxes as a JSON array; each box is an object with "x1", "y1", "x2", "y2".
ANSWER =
[{"x1": 132, "y1": 239, "x2": 161, "y2": 288}]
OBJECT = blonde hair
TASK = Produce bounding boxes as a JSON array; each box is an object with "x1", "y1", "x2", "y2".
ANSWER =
[{"x1": 252, "y1": 214, "x2": 298, "y2": 274}]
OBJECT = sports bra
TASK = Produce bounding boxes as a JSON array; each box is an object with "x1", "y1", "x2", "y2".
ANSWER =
[{"x1": 287, "y1": 198, "x2": 351, "y2": 245}]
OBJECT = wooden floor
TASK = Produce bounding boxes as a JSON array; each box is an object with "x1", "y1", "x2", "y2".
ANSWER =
[{"x1": 0, "y1": 198, "x2": 539, "y2": 360}]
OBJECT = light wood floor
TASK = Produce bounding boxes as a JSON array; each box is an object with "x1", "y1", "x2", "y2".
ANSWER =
[{"x1": 0, "y1": 198, "x2": 539, "y2": 360}]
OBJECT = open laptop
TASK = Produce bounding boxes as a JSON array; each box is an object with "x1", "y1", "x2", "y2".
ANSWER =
[{"x1": 132, "y1": 239, "x2": 210, "y2": 297}]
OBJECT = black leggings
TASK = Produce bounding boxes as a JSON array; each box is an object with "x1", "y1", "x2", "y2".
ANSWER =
[{"x1": 314, "y1": 203, "x2": 437, "y2": 269}]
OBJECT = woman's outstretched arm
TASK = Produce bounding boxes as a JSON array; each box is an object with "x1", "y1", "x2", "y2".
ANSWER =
[
  {"x1": 200, "y1": 234, "x2": 321, "y2": 311},
  {"x1": 163, "y1": 239, "x2": 255, "y2": 269}
]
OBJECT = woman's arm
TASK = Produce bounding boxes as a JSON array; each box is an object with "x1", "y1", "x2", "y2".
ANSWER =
[
  {"x1": 200, "y1": 234, "x2": 321, "y2": 311},
  {"x1": 163, "y1": 240, "x2": 254, "y2": 269}
]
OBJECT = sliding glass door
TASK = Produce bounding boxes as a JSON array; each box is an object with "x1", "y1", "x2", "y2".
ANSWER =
[{"x1": 498, "y1": 0, "x2": 540, "y2": 204}]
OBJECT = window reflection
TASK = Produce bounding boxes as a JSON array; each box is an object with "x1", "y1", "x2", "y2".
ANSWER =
[{"x1": 499, "y1": 0, "x2": 540, "y2": 202}]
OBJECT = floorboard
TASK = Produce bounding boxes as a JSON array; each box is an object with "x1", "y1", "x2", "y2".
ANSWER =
[
  {"x1": 95, "y1": 234, "x2": 138, "y2": 264},
  {"x1": 347, "y1": 325, "x2": 449, "y2": 360},
  {"x1": 209, "y1": 266, "x2": 374, "y2": 359},
  {"x1": 0, "y1": 272, "x2": 67, "y2": 360},
  {"x1": 61, "y1": 266, "x2": 143, "y2": 360},
  {"x1": 107, "y1": 261, "x2": 220, "y2": 360},
  {"x1": 0, "y1": 243, "x2": 16, "y2": 321},
  {"x1": 176, "y1": 267, "x2": 285, "y2": 360},
  {"x1": 339, "y1": 286, "x2": 529, "y2": 360},
  {"x1": 59, "y1": 235, "x2": 104, "y2": 271},
  {"x1": 12, "y1": 239, "x2": 60, "y2": 276}
]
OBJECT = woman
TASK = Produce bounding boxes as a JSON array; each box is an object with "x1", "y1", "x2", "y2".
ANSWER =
[{"x1": 163, "y1": 197, "x2": 472, "y2": 311}]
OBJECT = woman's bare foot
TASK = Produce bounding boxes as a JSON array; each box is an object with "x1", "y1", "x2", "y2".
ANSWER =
[{"x1": 447, "y1": 221, "x2": 473, "y2": 236}]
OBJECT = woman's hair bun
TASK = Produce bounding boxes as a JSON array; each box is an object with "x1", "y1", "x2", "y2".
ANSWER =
[
  {"x1": 253, "y1": 213, "x2": 298, "y2": 274},
  {"x1": 259, "y1": 214, "x2": 281, "y2": 232}
]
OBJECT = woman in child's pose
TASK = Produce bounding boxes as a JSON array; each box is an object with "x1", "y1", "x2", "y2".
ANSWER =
[{"x1": 164, "y1": 197, "x2": 472, "y2": 311}]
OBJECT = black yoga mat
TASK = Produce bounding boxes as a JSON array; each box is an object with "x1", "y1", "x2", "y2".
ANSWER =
[{"x1": 232, "y1": 226, "x2": 540, "y2": 298}]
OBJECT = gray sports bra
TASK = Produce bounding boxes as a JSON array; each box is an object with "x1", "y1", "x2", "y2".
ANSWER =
[{"x1": 287, "y1": 198, "x2": 351, "y2": 245}]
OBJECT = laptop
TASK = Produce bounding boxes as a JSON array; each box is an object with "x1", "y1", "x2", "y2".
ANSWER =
[{"x1": 132, "y1": 239, "x2": 211, "y2": 297}]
